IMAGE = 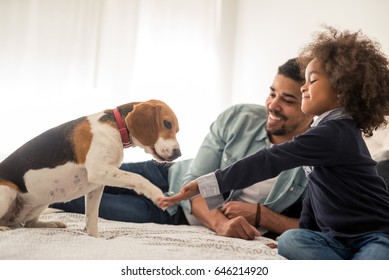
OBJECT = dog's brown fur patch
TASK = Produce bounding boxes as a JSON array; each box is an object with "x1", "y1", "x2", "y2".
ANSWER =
[
  {"x1": 0, "y1": 180, "x2": 20, "y2": 192},
  {"x1": 71, "y1": 119, "x2": 93, "y2": 164}
]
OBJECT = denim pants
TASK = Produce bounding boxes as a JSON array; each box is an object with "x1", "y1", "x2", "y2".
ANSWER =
[
  {"x1": 51, "y1": 161, "x2": 188, "y2": 225},
  {"x1": 278, "y1": 228, "x2": 389, "y2": 259}
]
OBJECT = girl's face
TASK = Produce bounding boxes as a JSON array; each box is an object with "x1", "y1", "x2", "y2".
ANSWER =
[{"x1": 301, "y1": 58, "x2": 341, "y2": 116}]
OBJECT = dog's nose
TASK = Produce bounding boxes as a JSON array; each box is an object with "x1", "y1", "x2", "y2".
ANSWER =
[{"x1": 172, "y1": 148, "x2": 181, "y2": 160}]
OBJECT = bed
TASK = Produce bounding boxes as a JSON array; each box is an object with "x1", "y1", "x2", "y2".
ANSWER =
[{"x1": 0, "y1": 210, "x2": 284, "y2": 260}]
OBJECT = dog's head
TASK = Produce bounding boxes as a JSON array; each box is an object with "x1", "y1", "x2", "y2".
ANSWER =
[{"x1": 125, "y1": 99, "x2": 181, "y2": 162}]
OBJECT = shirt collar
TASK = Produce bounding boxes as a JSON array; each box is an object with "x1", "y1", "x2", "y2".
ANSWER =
[
  {"x1": 311, "y1": 107, "x2": 352, "y2": 127},
  {"x1": 256, "y1": 121, "x2": 269, "y2": 142}
]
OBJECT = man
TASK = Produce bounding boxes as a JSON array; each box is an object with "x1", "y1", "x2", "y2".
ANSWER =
[{"x1": 51, "y1": 58, "x2": 314, "y2": 240}]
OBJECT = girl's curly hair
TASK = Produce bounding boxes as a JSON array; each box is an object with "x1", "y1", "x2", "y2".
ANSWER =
[{"x1": 298, "y1": 26, "x2": 389, "y2": 137}]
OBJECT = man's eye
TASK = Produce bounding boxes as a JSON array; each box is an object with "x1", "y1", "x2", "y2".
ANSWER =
[
  {"x1": 164, "y1": 120, "x2": 172, "y2": 129},
  {"x1": 282, "y1": 98, "x2": 296, "y2": 104}
]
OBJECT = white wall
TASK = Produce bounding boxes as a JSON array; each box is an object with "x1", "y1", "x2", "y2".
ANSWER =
[
  {"x1": 1, "y1": 0, "x2": 389, "y2": 162},
  {"x1": 231, "y1": 0, "x2": 389, "y2": 106},
  {"x1": 0, "y1": 0, "x2": 222, "y2": 162}
]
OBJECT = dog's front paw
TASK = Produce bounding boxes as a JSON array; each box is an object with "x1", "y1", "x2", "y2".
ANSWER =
[
  {"x1": 0, "y1": 226, "x2": 11, "y2": 231},
  {"x1": 85, "y1": 221, "x2": 99, "y2": 238},
  {"x1": 86, "y1": 228, "x2": 99, "y2": 238},
  {"x1": 139, "y1": 183, "x2": 164, "y2": 206},
  {"x1": 148, "y1": 187, "x2": 165, "y2": 206}
]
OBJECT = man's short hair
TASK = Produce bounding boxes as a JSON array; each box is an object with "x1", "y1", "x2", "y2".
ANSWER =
[{"x1": 278, "y1": 58, "x2": 304, "y2": 83}]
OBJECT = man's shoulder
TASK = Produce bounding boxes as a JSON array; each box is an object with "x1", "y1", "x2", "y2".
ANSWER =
[
  {"x1": 227, "y1": 103, "x2": 265, "y2": 112},
  {"x1": 216, "y1": 104, "x2": 268, "y2": 144},
  {"x1": 221, "y1": 103, "x2": 266, "y2": 119}
]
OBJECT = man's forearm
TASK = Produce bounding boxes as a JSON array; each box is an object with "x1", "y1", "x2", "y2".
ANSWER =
[
  {"x1": 191, "y1": 195, "x2": 299, "y2": 236},
  {"x1": 259, "y1": 205, "x2": 299, "y2": 234},
  {"x1": 190, "y1": 196, "x2": 228, "y2": 232}
]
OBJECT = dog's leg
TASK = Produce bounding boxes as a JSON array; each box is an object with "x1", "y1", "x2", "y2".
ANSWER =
[
  {"x1": 87, "y1": 166, "x2": 164, "y2": 205},
  {"x1": 85, "y1": 185, "x2": 104, "y2": 238},
  {"x1": 0, "y1": 185, "x2": 17, "y2": 231},
  {"x1": 25, "y1": 217, "x2": 67, "y2": 228},
  {"x1": 129, "y1": 174, "x2": 165, "y2": 204},
  {"x1": 24, "y1": 205, "x2": 66, "y2": 228}
]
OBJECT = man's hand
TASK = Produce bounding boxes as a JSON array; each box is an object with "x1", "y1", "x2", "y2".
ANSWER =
[
  {"x1": 220, "y1": 201, "x2": 257, "y2": 226},
  {"x1": 214, "y1": 216, "x2": 260, "y2": 240}
]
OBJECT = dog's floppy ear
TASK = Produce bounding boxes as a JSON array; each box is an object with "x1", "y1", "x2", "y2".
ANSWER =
[{"x1": 125, "y1": 103, "x2": 160, "y2": 146}]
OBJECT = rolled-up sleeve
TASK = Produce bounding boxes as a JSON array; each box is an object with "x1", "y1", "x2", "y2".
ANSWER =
[{"x1": 197, "y1": 172, "x2": 225, "y2": 210}]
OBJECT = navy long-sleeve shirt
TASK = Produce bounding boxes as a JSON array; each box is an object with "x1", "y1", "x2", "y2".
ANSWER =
[{"x1": 199, "y1": 108, "x2": 389, "y2": 237}]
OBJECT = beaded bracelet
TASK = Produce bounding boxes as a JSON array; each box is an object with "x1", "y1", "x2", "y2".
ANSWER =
[{"x1": 255, "y1": 203, "x2": 261, "y2": 227}]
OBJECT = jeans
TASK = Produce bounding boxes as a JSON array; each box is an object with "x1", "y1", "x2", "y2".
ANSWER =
[
  {"x1": 50, "y1": 161, "x2": 188, "y2": 225},
  {"x1": 278, "y1": 229, "x2": 389, "y2": 259}
]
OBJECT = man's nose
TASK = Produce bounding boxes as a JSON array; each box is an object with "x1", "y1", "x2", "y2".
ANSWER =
[{"x1": 268, "y1": 96, "x2": 282, "y2": 111}]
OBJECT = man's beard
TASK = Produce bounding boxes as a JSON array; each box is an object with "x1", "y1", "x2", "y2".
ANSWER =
[
  {"x1": 265, "y1": 110, "x2": 288, "y2": 136},
  {"x1": 265, "y1": 123, "x2": 287, "y2": 136},
  {"x1": 266, "y1": 120, "x2": 305, "y2": 137}
]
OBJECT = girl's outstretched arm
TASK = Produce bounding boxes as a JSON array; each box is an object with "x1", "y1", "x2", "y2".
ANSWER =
[{"x1": 158, "y1": 180, "x2": 200, "y2": 209}]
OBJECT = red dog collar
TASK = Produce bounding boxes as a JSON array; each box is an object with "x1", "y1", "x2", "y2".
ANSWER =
[{"x1": 113, "y1": 107, "x2": 132, "y2": 148}]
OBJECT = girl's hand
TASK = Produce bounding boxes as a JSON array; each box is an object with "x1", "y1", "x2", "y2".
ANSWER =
[{"x1": 157, "y1": 180, "x2": 200, "y2": 209}]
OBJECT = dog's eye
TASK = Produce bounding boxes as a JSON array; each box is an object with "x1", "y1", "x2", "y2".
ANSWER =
[{"x1": 163, "y1": 120, "x2": 172, "y2": 129}]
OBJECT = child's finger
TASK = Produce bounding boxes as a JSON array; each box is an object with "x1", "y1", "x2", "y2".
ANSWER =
[{"x1": 157, "y1": 194, "x2": 184, "y2": 208}]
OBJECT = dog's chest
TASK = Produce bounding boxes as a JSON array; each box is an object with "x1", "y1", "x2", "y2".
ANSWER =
[{"x1": 23, "y1": 162, "x2": 98, "y2": 203}]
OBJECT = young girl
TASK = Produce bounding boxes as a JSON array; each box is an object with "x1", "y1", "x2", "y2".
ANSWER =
[{"x1": 158, "y1": 26, "x2": 389, "y2": 260}]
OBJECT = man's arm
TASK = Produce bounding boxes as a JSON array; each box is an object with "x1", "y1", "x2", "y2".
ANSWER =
[
  {"x1": 220, "y1": 200, "x2": 299, "y2": 233},
  {"x1": 191, "y1": 197, "x2": 298, "y2": 238},
  {"x1": 258, "y1": 204, "x2": 299, "y2": 234},
  {"x1": 190, "y1": 196, "x2": 260, "y2": 240}
]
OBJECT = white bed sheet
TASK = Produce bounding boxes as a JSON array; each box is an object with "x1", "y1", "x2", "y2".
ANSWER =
[{"x1": 0, "y1": 212, "x2": 285, "y2": 260}]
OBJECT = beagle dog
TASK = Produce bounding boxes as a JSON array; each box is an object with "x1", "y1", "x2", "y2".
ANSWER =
[{"x1": 0, "y1": 99, "x2": 180, "y2": 237}]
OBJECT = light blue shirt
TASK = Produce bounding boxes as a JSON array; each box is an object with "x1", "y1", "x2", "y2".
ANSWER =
[{"x1": 167, "y1": 104, "x2": 308, "y2": 214}]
